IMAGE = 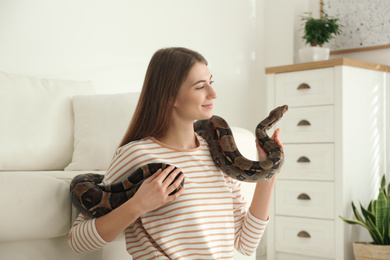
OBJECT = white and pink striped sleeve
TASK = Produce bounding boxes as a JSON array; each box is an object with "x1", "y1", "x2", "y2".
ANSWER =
[
  {"x1": 235, "y1": 210, "x2": 268, "y2": 255},
  {"x1": 68, "y1": 213, "x2": 109, "y2": 253},
  {"x1": 230, "y1": 178, "x2": 269, "y2": 256}
]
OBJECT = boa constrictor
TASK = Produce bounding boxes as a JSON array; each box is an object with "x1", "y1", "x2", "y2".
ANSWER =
[{"x1": 70, "y1": 105, "x2": 288, "y2": 218}]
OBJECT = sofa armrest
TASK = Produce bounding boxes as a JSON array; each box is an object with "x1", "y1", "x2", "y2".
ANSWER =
[{"x1": 0, "y1": 172, "x2": 71, "y2": 241}]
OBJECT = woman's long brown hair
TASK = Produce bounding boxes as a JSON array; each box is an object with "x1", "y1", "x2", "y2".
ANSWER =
[{"x1": 119, "y1": 47, "x2": 207, "y2": 147}]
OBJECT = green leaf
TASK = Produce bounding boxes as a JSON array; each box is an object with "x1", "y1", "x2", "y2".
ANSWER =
[
  {"x1": 381, "y1": 174, "x2": 387, "y2": 194},
  {"x1": 352, "y1": 202, "x2": 364, "y2": 222},
  {"x1": 339, "y1": 216, "x2": 369, "y2": 229},
  {"x1": 342, "y1": 173, "x2": 390, "y2": 245},
  {"x1": 387, "y1": 182, "x2": 390, "y2": 198},
  {"x1": 387, "y1": 218, "x2": 390, "y2": 245},
  {"x1": 361, "y1": 202, "x2": 376, "y2": 224},
  {"x1": 376, "y1": 190, "x2": 388, "y2": 238},
  {"x1": 366, "y1": 213, "x2": 384, "y2": 244},
  {"x1": 367, "y1": 200, "x2": 375, "y2": 214},
  {"x1": 383, "y1": 217, "x2": 390, "y2": 245},
  {"x1": 301, "y1": 9, "x2": 343, "y2": 46},
  {"x1": 372, "y1": 200, "x2": 377, "y2": 214}
]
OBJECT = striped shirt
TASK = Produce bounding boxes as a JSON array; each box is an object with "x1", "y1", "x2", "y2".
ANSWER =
[{"x1": 68, "y1": 134, "x2": 268, "y2": 259}]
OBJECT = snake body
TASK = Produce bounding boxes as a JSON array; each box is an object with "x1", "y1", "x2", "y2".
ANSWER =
[{"x1": 70, "y1": 105, "x2": 288, "y2": 218}]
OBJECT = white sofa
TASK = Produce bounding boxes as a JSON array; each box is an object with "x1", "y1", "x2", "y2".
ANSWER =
[{"x1": 0, "y1": 71, "x2": 259, "y2": 260}]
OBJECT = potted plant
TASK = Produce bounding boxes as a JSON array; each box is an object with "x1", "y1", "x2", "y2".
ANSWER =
[
  {"x1": 340, "y1": 174, "x2": 390, "y2": 260},
  {"x1": 299, "y1": 7, "x2": 342, "y2": 63}
]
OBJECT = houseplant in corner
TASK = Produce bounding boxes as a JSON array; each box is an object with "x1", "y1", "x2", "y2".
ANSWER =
[
  {"x1": 299, "y1": 8, "x2": 342, "y2": 63},
  {"x1": 340, "y1": 174, "x2": 390, "y2": 260}
]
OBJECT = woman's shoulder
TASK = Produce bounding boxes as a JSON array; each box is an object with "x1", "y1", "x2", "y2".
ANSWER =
[{"x1": 114, "y1": 137, "x2": 156, "y2": 156}]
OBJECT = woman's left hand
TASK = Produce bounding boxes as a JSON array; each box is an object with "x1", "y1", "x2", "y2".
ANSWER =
[
  {"x1": 250, "y1": 128, "x2": 284, "y2": 220},
  {"x1": 256, "y1": 128, "x2": 284, "y2": 161}
]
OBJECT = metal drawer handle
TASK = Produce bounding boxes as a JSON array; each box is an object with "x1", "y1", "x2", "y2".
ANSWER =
[
  {"x1": 297, "y1": 231, "x2": 311, "y2": 238},
  {"x1": 297, "y1": 193, "x2": 311, "y2": 200},
  {"x1": 297, "y1": 120, "x2": 311, "y2": 126},
  {"x1": 297, "y1": 83, "x2": 311, "y2": 90},
  {"x1": 297, "y1": 156, "x2": 310, "y2": 163}
]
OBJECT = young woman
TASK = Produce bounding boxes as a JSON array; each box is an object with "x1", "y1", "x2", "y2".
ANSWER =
[{"x1": 68, "y1": 47, "x2": 283, "y2": 259}]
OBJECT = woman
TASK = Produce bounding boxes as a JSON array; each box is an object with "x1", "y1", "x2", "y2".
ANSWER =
[{"x1": 68, "y1": 47, "x2": 283, "y2": 259}]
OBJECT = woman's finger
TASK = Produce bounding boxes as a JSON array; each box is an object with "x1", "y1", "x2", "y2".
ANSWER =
[
  {"x1": 168, "y1": 186, "x2": 185, "y2": 201},
  {"x1": 274, "y1": 137, "x2": 284, "y2": 151},
  {"x1": 162, "y1": 168, "x2": 182, "y2": 188},
  {"x1": 155, "y1": 165, "x2": 176, "y2": 182},
  {"x1": 271, "y1": 128, "x2": 280, "y2": 140},
  {"x1": 166, "y1": 172, "x2": 185, "y2": 195},
  {"x1": 271, "y1": 128, "x2": 284, "y2": 151},
  {"x1": 145, "y1": 168, "x2": 162, "y2": 183}
]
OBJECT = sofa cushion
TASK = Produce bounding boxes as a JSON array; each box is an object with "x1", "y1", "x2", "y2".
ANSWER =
[
  {"x1": 65, "y1": 92, "x2": 139, "y2": 171},
  {"x1": 0, "y1": 172, "x2": 71, "y2": 241},
  {"x1": 0, "y1": 71, "x2": 94, "y2": 170}
]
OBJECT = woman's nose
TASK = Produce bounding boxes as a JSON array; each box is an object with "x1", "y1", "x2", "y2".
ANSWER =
[{"x1": 207, "y1": 85, "x2": 217, "y2": 99}]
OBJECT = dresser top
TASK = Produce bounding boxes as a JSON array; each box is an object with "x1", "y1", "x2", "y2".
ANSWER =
[{"x1": 265, "y1": 58, "x2": 390, "y2": 74}]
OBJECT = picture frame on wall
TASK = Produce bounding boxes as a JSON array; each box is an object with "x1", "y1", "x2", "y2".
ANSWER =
[{"x1": 321, "y1": 0, "x2": 390, "y2": 54}]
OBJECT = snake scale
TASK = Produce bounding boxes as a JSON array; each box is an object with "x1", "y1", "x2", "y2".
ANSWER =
[{"x1": 70, "y1": 105, "x2": 288, "y2": 218}]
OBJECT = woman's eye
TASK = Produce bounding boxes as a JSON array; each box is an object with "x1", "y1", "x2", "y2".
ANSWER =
[{"x1": 196, "y1": 80, "x2": 213, "y2": 90}]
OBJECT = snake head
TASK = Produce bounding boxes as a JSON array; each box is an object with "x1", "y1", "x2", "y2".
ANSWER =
[
  {"x1": 262, "y1": 105, "x2": 288, "y2": 129},
  {"x1": 270, "y1": 105, "x2": 288, "y2": 119}
]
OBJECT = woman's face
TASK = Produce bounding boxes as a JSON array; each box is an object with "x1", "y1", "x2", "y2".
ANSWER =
[{"x1": 174, "y1": 62, "x2": 217, "y2": 122}]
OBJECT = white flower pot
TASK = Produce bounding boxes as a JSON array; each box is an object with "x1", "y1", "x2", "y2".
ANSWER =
[{"x1": 299, "y1": 46, "x2": 330, "y2": 63}]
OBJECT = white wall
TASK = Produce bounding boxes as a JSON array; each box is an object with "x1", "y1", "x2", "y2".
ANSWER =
[
  {"x1": 0, "y1": 0, "x2": 269, "y2": 132},
  {"x1": 1, "y1": 0, "x2": 387, "y2": 145},
  {"x1": 264, "y1": 0, "x2": 294, "y2": 67},
  {"x1": 2, "y1": 0, "x2": 388, "y2": 189}
]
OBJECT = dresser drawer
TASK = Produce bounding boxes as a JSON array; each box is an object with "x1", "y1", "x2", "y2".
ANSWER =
[
  {"x1": 275, "y1": 216, "x2": 335, "y2": 258},
  {"x1": 275, "y1": 68, "x2": 334, "y2": 107},
  {"x1": 275, "y1": 180, "x2": 334, "y2": 219},
  {"x1": 279, "y1": 144, "x2": 334, "y2": 181},
  {"x1": 279, "y1": 106, "x2": 334, "y2": 143}
]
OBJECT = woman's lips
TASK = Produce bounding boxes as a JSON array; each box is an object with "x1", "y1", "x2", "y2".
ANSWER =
[{"x1": 202, "y1": 104, "x2": 213, "y2": 109}]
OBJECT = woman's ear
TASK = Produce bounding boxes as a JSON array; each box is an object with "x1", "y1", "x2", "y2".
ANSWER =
[{"x1": 170, "y1": 98, "x2": 177, "y2": 108}]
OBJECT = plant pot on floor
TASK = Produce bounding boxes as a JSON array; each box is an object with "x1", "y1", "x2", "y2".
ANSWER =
[
  {"x1": 353, "y1": 242, "x2": 390, "y2": 260},
  {"x1": 299, "y1": 46, "x2": 330, "y2": 63}
]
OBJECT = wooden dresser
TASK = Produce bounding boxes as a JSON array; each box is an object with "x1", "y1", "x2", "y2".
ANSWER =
[{"x1": 265, "y1": 58, "x2": 389, "y2": 260}]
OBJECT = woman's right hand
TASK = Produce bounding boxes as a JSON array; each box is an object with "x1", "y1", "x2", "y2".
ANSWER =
[
  {"x1": 131, "y1": 165, "x2": 185, "y2": 215},
  {"x1": 95, "y1": 165, "x2": 184, "y2": 243}
]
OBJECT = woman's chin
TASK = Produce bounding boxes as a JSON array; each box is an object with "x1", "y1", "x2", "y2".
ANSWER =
[{"x1": 200, "y1": 113, "x2": 214, "y2": 120}]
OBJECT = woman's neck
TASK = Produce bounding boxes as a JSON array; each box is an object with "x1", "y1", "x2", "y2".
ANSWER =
[{"x1": 156, "y1": 120, "x2": 198, "y2": 150}]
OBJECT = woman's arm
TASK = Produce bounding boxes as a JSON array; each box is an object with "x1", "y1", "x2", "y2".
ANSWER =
[
  {"x1": 230, "y1": 179, "x2": 269, "y2": 256},
  {"x1": 68, "y1": 214, "x2": 108, "y2": 253},
  {"x1": 95, "y1": 166, "x2": 185, "y2": 242},
  {"x1": 249, "y1": 128, "x2": 283, "y2": 221},
  {"x1": 221, "y1": 129, "x2": 283, "y2": 256},
  {"x1": 68, "y1": 166, "x2": 185, "y2": 253}
]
